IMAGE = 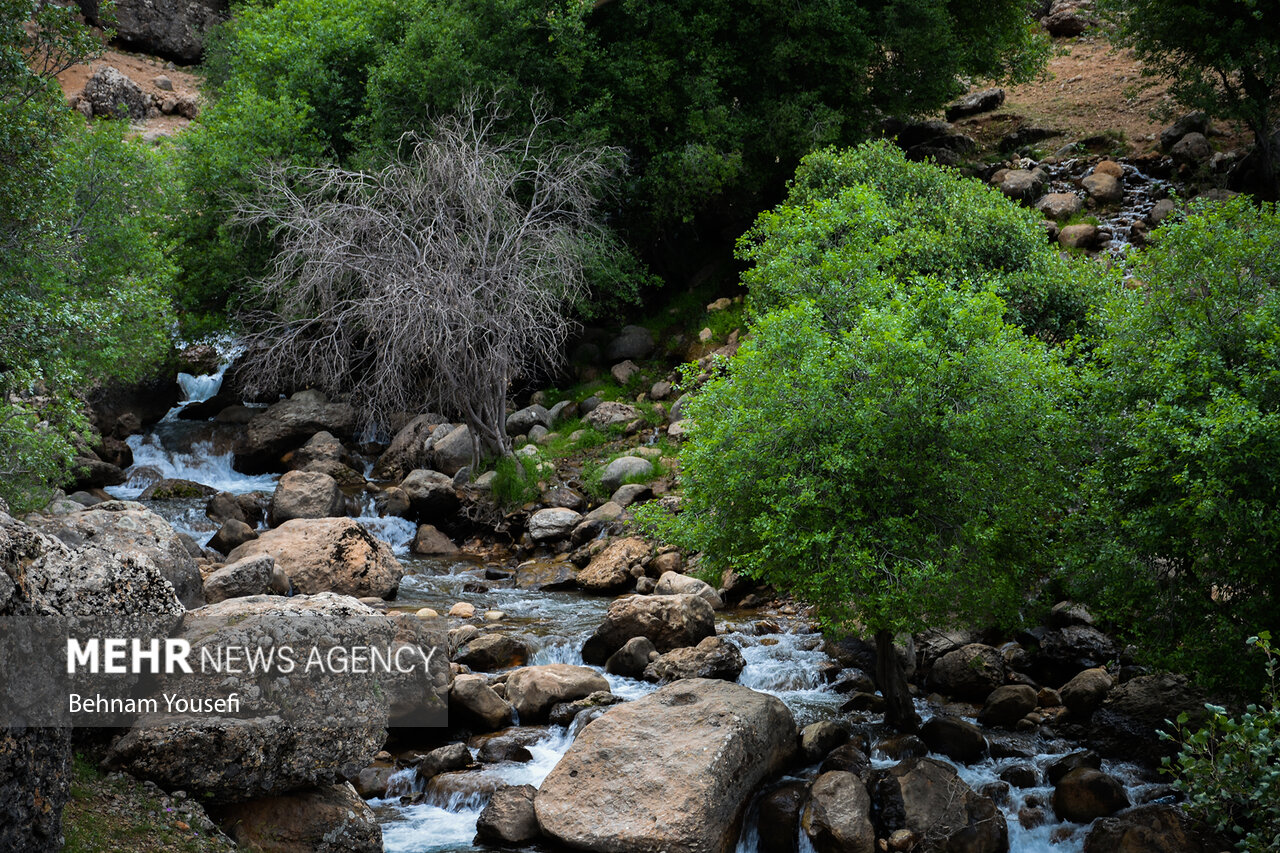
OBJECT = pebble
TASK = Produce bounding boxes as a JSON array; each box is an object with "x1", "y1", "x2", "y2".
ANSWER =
[
  {"x1": 416, "y1": 607, "x2": 439, "y2": 620},
  {"x1": 449, "y1": 602, "x2": 476, "y2": 618}
]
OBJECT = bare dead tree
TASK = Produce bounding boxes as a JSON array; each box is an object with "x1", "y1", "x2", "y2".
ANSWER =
[{"x1": 234, "y1": 93, "x2": 621, "y2": 469}]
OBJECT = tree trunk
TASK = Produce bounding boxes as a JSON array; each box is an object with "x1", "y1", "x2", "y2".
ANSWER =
[{"x1": 875, "y1": 629, "x2": 921, "y2": 733}]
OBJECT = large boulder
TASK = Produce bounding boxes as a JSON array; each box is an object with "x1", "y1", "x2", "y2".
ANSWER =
[
  {"x1": 80, "y1": 66, "x2": 152, "y2": 119},
  {"x1": 605, "y1": 325, "x2": 656, "y2": 361},
  {"x1": 759, "y1": 781, "x2": 810, "y2": 853},
  {"x1": 269, "y1": 470, "x2": 346, "y2": 526},
  {"x1": 234, "y1": 398, "x2": 358, "y2": 474},
  {"x1": 928, "y1": 643, "x2": 1005, "y2": 703},
  {"x1": 535, "y1": 679, "x2": 797, "y2": 853},
  {"x1": 503, "y1": 664, "x2": 610, "y2": 722},
  {"x1": 28, "y1": 502, "x2": 204, "y2": 608},
  {"x1": 506, "y1": 405, "x2": 551, "y2": 436},
  {"x1": 211, "y1": 782, "x2": 381, "y2": 853},
  {"x1": 1060, "y1": 667, "x2": 1113, "y2": 716},
  {"x1": 453, "y1": 633, "x2": 530, "y2": 672},
  {"x1": 653, "y1": 570, "x2": 723, "y2": 609},
  {"x1": 604, "y1": 636, "x2": 658, "y2": 679},
  {"x1": 203, "y1": 554, "x2": 280, "y2": 604},
  {"x1": 978, "y1": 685, "x2": 1038, "y2": 728},
  {"x1": 801, "y1": 771, "x2": 875, "y2": 853},
  {"x1": 226, "y1": 518, "x2": 403, "y2": 599},
  {"x1": 581, "y1": 594, "x2": 716, "y2": 664},
  {"x1": 475, "y1": 784, "x2": 540, "y2": 846},
  {"x1": 872, "y1": 757, "x2": 1008, "y2": 853},
  {"x1": 919, "y1": 716, "x2": 988, "y2": 764},
  {"x1": 1052, "y1": 767, "x2": 1130, "y2": 823},
  {"x1": 449, "y1": 674, "x2": 514, "y2": 730},
  {"x1": 643, "y1": 636, "x2": 745, "y2": 683},
  {"x1": 583, "y1": 401, "x2": 642, "y2": 431},
  {"x1": 527, "y1": 508, "x2": 582, "y2": 543},
  {"x1": 577, "y1": 537, "x2": 652, "y2": 592},
  {"x1": 430, "y1": 424, "x2": 476, "y2": 477},
  {"x1": 598, "y1": 456, "x2": 652, "y2": 493},
  {"x1": 398, "y1": 469, "x2": 460, "y2": 522},
  {"x1": 1087, "y1": 673, "x2": 1206, "y2": 765},
  {"x1": 104, "y1": 594, "x2": 407, "y2": 803},
  {"x1": 78, "y1": 0, "x2": 226, "y2": 62},
  {"x1": 1083, "y1": 804, "x2": 1211, "y2": 853}
]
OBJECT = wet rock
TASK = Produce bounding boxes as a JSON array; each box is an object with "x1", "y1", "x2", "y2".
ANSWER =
[
  {"x1": 234, "y1": 398, "x2": 358, "y2": 473},
  {"x1": 1083, "y1": 171, "x2": 1123, "y2": 204},
  {"x1": 583, "y1": 401, "x2": 642, "y2": 431},
  {"x1": 1046, "y1": 750, "x2": 1102, "y2": 786},
  {"x1": 269, "y1": 470, "x2": 346, "y2": 526},
  {"x1": 476, "y1": 784, "x2": 540, "y2": 845},
  {"x1": 1171, "y1": 132, "x2": 1212, "y2": 166},
  {"x1": 212, "y1": 782, "x2": 381, "y2": 853},
  {"x1": 1000, "y1": 764, "x2": 1040, "y2": 788},
  {"x1": 929, "y1": 643, "x2": 1005, "y2": 703},
  {"x1": 653, "y1": 570, "x2": 722, "y2": 609},
  {"x1": 227, "y1": 518, "x2": 403, "y2": 599},
  {"x1": 874, "y1": 734, "x2": 928, "y2": 761},
  {"x1": 140, "y1": 478, "x2": 218, "y2": 500},
  {"x1": 528, "y1": 507, "x2": 583, "y2": 543},
  {"x1": 978, "y1": 685, "x2": 1039, "y2": 728},
  {"x1": 1088, "y1": 673, "x2": 1206, "y2": 765},
  {"x1": 353, "y1": 761, "x2": 395, "y2": 798},
  {"x1": 945, "y1": 88, "x2": 1005, "y2": 121},
  {"x1": 1052, "y1": 767, "x2": 1130, "y2": 822},
  {"x1": 535, "y1": 679, "x2": 796, "y2": 853},
  {"x1": 454, "y1": 634, "x2": 530, "y2": 672},
  {"x1": 604, "y1": 635, "x2": 658, "y2": 678},
  {"x1": 472, "y1": 729, "x2": 541, "y2": 763},
  {"x1": 449, "y1": 675, "x2": 514, "y2": 730},
  {"x1": 800, "y1": 721, "x2": 850, "y2": 764},
  {"x1": 802, "y1": 771, "x2": 874, "y2": 853},
  {"x1": 643, "y1": 635, "x2": 745, "y2": 683},
  {"x1": 819, "y1": 744, "x2": 872, "y2": 783},
  {"x1": 1083, "y1": 803, "x2": 1208, "y2": 852},
  {"x1": 513, "y1": 559, "x2": 578, "y2": 591},
  {"x1": 1060, "y1": 667, "x2": 1113, "y2": 716},
  {"x1": 872, "y1": 757, "x2": 1007, "y2": 853},
  {"x1": 997, "y1": 169, "x2": 1046, "y2": 204},
  {"x1": 505, "y1": 664, "x2": 610, "y2": 722},
  {"x1": 548, "y1": 691, "x2": 623, "y2": 727},
  {"x1": 207, "y1": 518, "x2": 257, "y2": 556},
  {"x1": 415, "y1": 742, "x2": 472, "y2": 782},
  {"x1": 29, "y1": 502, "x2": 204, "y2": 608},
  {"x1": 203, "y1": 554, "x2": 277, "y2": 603},
  {"x1": 577, "y1": 537, "x2": 652, "y2": 592},
  {"x1": 398, "y1": 469, "x2": 460, "y2": 522},
  {"x1": 581, "y1": 593, "x2": 716, "y2": 664},
  {"x1": 758, "y1": 781, "x2": 809, "y2": 853},
  {"x1": 920, "y1": 716, "x2": 988, "y2": 764},
  {"x1": 105, "y1": 594, "x2": 394, "y2": 803},
  {"x1": 411, "y1": 523, "x2": 457, "y2": 556}
]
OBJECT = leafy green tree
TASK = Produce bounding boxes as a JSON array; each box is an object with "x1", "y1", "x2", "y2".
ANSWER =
[
  {"x1": 1071, "y1": 197, "x2": 1280, "y2": 693},
  {"x1": 1103, "y1": 0, "x2": 1280, "y2": 197},
  {"x1": 1, "y1": 1, "x2": 176, "y2": 512}
]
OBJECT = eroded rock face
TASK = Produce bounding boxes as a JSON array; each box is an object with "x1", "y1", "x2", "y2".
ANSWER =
[
  {"x1": 872, "y1": 757, "x2": 1008, "y2": 853},
  {"x1": 226, "y1": 518, "x2": 403, "y2": 599},
  {"x1": 105, "y1": 594, "x2": 398, "y2": 803},
  {"x1": 535, "y1": 679, "x2": 797, "y2": 853},
  {"x1": 581, "y1": 594, "x2": 716, "y2": 664},
  {"x1": 211, "y1": 782, "x2": 381, "y2": 853},
  {"x1": 29, "y1": 502, "x2": 204, "y2": 608},
  {"x1": 577, "y1": 537, "x2": 652, "y2": 592}
]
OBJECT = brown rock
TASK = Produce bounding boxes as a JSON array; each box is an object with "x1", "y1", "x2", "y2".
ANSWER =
[
  {"x1": 581, "y1": 593, "x2": 716, "y2": 664},
  {"x1": 1052, "y1": 767, "x2": 1130, "y2": 823},
  {"x1": 212, "y1": 783, "x2": 381, "y2": 853},
  {"x1": 504, "y1": 664, "x2": 610, "y2": 722},
  {"x1": 801, "y1": 771, "x2": 874, "y2": 853},
  {"x1": 412, "y1": 523, "x2": 458, "y2": 555},
  {"x1": 1060, "y1": 667, "x2": 1113, "y2": 716},
  {"x1": 577, "y1": 537, "x2": 652, "y2": 592},
  {"x1": 226, "y1": 518, "x2": 403, "y2": 599},
  {"x1": 475, "y1": 784, "x2": 540, "y2": 845},
  {"x1": 872, "y1": 757, "x2": 1007, "y2": 853},
  {"x1": 269, "y1": 470, "x2": 346, "y2": 526}
]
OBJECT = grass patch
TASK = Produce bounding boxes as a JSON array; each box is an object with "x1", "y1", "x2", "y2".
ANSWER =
[
  {"x1": 490, "y1": 455, "x2": 542, "y2": 508},
  {"x1": 583, "y1": 448, "x2": 669, "y2": 500},
  {"x1": 64, "y1": 754, "x2": 233, "y2": 853}
]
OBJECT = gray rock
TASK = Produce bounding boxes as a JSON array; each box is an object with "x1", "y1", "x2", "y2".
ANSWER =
[
  {"x1": 1171, "y1": 132, "x2": 1212, "y2": 166},
  {"x1": 507, "y1": 405, "x2": 551, "y2": 436},
  {"x1": 873, "y1": 757, "x2": 1007, "y2": 853},
  {"x1": 653, "y1": 570, "x2": 723, "y2": 610},
  {"x1": 203, "y1": 554, "x2": 277, "y2": 604},
  {"x1": 610, "y1": 360, "x2": 640, "y2": 384},
  {"x1": 605, "y1": 325, "x2": 655, "y2": 361},
  {"x1": 476, "y1": 784, "x2": 540, "y2": 845},
  {"x1": 234, "y1": 398, "x2": 358, "y2": 473},
  {"x1": 535, "y1": 679, "x2": 796, "y2": 853},
  {"x1": 527, "y1": 508, "x2": 583, "y2": 543},
  {"x1": 582, "y1": 593, "x2": 716, "y2": 664},
  {"x1": 81, "y1": 66, "x2": 151, "y2": 119},
  {"x1": 398, "y1": 469, "x2": 460, "y2": 521},
  {"x1": 998, "y1": 169, "x2": 1045, "y2": 204},
  {"x1": 1160, "y1": 112, "x2": 1209, "y2": 152},
  {"x1": 945, "y1": 88, "x2": 1005, "y2": 121},
  {"x1": 598, "y1": 456, "x2": 652, "y2": 493},
  {"x1": 430, "y1": 424, "x2": 475, "y2": 476},
  {"x1": 610, "y1": 483, "x2": 652, "y2": 508},
  {"x1": 270, "y1": 470, "x2": 346, "y2": 526},
  {"x1": 928, "y1": 643, "x2": 1005, "y2": 703},
  {"x1": 802, "y1": 771, "x2": 874, "y2": 853},
  {"x1": 643, "y1": 636, "x2": 745, "y2": 683},
  {"x1": 372, "y1": 414, "x2": 449, "y2": 480},
  {"x1": 504, "y1": 664, "x2": 610, "y2": 722},
  {"x1": 583, "y1": 401, "x2": 642, "y2": 431},
  {"x1": 1036, "y1": 192, "x2": 1084, "y2": 221}
]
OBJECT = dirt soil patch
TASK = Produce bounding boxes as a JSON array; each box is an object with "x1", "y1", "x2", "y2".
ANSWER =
[{"x1": 55, "y1": 44, "x2": 203, "y2": 139}]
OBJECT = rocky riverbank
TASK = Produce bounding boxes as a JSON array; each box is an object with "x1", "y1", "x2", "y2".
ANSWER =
[{"x1": 1, "y1": 328, "x2": 1235, "y2": 853}]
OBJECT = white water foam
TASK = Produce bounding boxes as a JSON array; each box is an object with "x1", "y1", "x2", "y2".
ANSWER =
[{"x1": 107, "y1": 435, "x2": 279, "y2": 499}]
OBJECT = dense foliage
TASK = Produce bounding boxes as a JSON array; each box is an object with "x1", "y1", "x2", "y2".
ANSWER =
[
  {"x1": 1103, "y1": 0, "x2": 1280, "y2": 197},
  {"x1": 174, "y1": 0, "x2": 1047, "y2": 320},
  {"x1": 642, "y1": 144, "x2": 1087, "y2": 639},
  {"x1": 1164, "y1": 633, "x2": 1279, "y2": 852},
  {"x1": 0, "y1": 0, "x2": 176, "y2": 512},
  {"x1": 1070, "y1": 197, "x2": 1280, "y2": 692}
]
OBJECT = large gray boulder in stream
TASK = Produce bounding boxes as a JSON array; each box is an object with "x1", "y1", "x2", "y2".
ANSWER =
[
  {"x1": 535, "y1": 679, "x2": 796, "y2": 853},
  {"x1": 871, "y1": 757, "x2": 1008, "y2": 853},
  {"x1": 233, "y1": 396, "x2": 358, "y2": 473},
  {"x1": 226, "y1": 518, "x2": 403, "y2": 598},
  {"x1": 105, "y1": 593, "x2": 417, "y2": 803}
]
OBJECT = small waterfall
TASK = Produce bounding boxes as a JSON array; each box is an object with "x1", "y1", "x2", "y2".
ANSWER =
[{"x1": 108, "y1": 435, "x2": 279, "y2": 499}]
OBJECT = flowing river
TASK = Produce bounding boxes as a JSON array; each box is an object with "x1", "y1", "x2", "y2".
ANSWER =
[{"x1": 105, "y1": 354, "x2": 1162, "y2": 853}]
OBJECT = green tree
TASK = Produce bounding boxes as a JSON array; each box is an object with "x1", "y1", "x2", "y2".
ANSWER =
[
  {"x1": 1071, "y1": 197, "x2": 1280, "y2": 693},
  {"x1": 641, "y1": 145, "x2": 1088, "y2": 729},
  {"x1": 1103, "y1": 0, "x2": 1280, "y2": 197},
  {"x1": 1, "y1": 1, "x2": 176, "y2": 512}
]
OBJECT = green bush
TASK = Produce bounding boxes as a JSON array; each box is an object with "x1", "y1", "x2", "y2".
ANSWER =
[
  {"x1": 1163, "y1": 633, "x2": 1280, "y2": 852},
  {"x1": 1071, "y1": 197, "x2": 1280, "y2": 693},
  {"x1": 738, "y1": 141, "x2": 1111, "y2": 343}
]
